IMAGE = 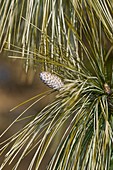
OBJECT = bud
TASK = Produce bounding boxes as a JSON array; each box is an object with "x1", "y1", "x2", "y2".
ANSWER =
[{"x1": 104, "y1": 83, "x2": 111, "y2": 94}]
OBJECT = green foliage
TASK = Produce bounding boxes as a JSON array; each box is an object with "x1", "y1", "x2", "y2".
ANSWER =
[{"x1": 0, "y1": 0, "x2": 113, "y2": 169}]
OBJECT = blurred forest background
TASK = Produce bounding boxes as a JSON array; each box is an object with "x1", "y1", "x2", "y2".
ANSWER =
[
  {"x1": 0, "y1": 52, "x2": 55, "y2": 169},
  {"x1": 1, "y1": 51, "x2": 61, "y2": 170}
]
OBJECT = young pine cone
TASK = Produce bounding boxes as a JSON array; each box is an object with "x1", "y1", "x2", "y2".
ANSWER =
[{"x1": 40, "y1": 72, "x2": 64, "y2": 90}]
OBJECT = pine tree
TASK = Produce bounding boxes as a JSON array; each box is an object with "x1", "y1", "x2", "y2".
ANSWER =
[{"x1": 0, "y1": 0, "x2": 113, "y2": 169}]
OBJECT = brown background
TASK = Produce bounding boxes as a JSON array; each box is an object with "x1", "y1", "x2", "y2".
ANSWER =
[{"x1": 0, "y1": 52, "x2": 55, "y2": 170}]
